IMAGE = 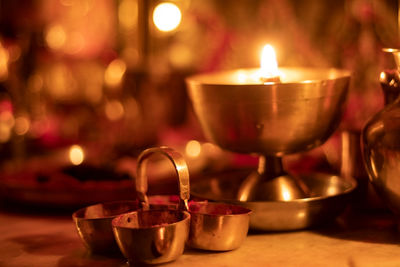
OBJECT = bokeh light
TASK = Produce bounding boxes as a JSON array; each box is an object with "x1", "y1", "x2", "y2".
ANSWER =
[
  {"x1": 69, "y1": 145, "x2": 85, "y2": 165},
  {"x1": 104, "y1": 59, "x2": 127, "y2": 88},
  {"x1": 45, "y1": 24, "x2": 67, "y2": 50},
  {"x1": 153, "y1": 2, "x2": 182, "y2": 32},
  {"x1": 14, "y1": 116, "x2": 30, "y2": 136},
  {"x1": 185, "y1": 140, "x2": 201, "y2": 158},
  {"x1": 0, "y1": 43, "x2": 9, "y2": 81},
  {"x1": 105, "y1": 100, "x2": 124, "y2": 121},
  {"x1": 119, "y1": 0, "x2": 138, "y2": 30}
]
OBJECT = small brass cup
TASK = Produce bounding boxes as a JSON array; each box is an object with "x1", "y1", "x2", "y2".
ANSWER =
[
  {"x1": 112, "y1": 147, "x2": 191, "y2": 265},
  {"x1": 72, "y1": 200, "x2": 139, "y2": 254},
  {"x1": 188, "y1": 201, "x2": 251, "y2": 251}
]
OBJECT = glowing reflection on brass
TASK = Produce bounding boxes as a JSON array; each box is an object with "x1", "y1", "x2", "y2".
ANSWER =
[
  {"x1": 297, "y1": 211, "x2": 306, "y2": 219},
  {"x1": 282, "y1": 188, "x2": 292, "y2": 201}
]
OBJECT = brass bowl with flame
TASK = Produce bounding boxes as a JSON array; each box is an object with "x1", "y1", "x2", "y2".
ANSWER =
[{"x1": 186, "y1": 67, "x2": 355, "y2": 230}]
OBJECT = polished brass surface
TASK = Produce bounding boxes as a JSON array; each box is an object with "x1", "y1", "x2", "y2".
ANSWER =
[
  {"x1": 187, "y1": 202, "x2": 251, "y2": 251},
  {"x1": 134, "y1": 147, "x2": 251, "y2": 252},
  {"x1": 191, "y1": 170, "x2": 356, "y2": 231},
  {"x1": 72, "y1": 200, "x2": 139, "y2": 253},
  {"x1": 362, "y1": 51, "x2": 400, "y2": 216},
  {"x1": 136, "y1": 146, "x2": 190, "y2": 211},
  {"x1": 237, "y1": 156, "x2": 308, "y2": 201},
  {"x1": 186, "y1": 67, "x2": 351, "y2": 203},
  {"x1": 112, "y1": 146, "x2": 191, "y2": 264},
  {"x1": 186, "y1": 67, "x2": 350, "y2": 156},
  {"x1": 112, "y1": 210, "x2": 190, "y2": 265}
]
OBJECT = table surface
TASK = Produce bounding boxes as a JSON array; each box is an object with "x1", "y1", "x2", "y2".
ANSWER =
[{"x1": 0, "y1": 204, "x2": 399, "y2": 267}]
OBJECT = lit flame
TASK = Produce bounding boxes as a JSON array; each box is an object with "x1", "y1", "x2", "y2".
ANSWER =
[
  {"x1": 260, "y1": 44, "x2": 280, "y2": 80},
  {"x1": 153, "y1": 3, "x2": 182, "y2": 32},
  {"x1": 69, "y1": 145, "x2": 84, "y2": 165}
]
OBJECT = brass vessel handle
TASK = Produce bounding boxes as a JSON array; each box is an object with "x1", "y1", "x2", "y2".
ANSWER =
[{"x1": 136, "y1": 146, "x2": 190, "y2": 211}]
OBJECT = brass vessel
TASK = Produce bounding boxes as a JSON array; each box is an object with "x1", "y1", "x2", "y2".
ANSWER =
[
  {"x1": 362, "y1": 49, "x2": 400, "y2": 216},
  {"x1": 186, "y1": 67, "x2": 351, "y2": 203}
]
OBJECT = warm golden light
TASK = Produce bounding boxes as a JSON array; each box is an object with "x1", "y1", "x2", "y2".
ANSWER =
[
  {"x1": 65, "y1": 32, "x2": 84, "y2": 55},
  {"x1": 14, "y1": 116, "x2": 30, "y2": 136},
  {"x1": 45, "y1": 24, "x2": 67, "y2": 50},
  {"x1": 260, "y1": 44, "x2": 280, "y2": 81},
  {"x1": 185, "y1": 140, "x2": 201, "y2": 158},
  {"x1": 0, "y1": 111, "x2": 15, "y2": 128},
  {"x1": 0, "y1": 43, "x2": 9, "y2": 81},
  {"x1": 153, "y1": 2, "x2": 182, "y2": 32},
  {"x1": 119, "y1": 0, "x2": 138, "y2": 30},
  {"x1": 105, "y1": 100, "x2": 124, "y2": 121},
  {"x1": 0, "y1": 124, "x2": 11, "y2": 143},
  {"x1": 69, "y1": 145, "x2": 84, "y2": 165},
  {"x1": 105, "y1": 59, "x2": 127, "y2": 87}
]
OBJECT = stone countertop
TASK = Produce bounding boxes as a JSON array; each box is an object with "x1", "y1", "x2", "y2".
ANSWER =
[{"x1": 0, "y1": 206, "x2": 399, "y2": 267}]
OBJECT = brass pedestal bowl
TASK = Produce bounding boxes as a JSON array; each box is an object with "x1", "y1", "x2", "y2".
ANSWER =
[{"x1": 186, "y1": 67, "x2": 355, "y2": 230}]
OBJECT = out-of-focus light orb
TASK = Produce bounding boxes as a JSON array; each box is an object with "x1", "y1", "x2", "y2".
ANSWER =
[
  {"x1": 69, "y1": 145, "x2": 84, "y2": 165},
  {"x1": 46, "y1": 63, "x2": 77, "y2": 100},
  {"x1": 0, "y1": 124, "x2": 11, "y2": 143},
  {"x1": 14, "y1": 116, "x2": 30, "y2": 136},
  {"x1": 105, "y1": 100, "x2": 124, "y2": 121},
  {"x1": 185, "y1": 140, "x2": 201, "y2": 158},
  {"x1": 0, "y1": 110, "x2": 14, "y2": 143},
  {"x1": 119, "y1": 0, "x2": 138, "y2": 30},
  {"x1": 0, "y1": 111, "x2": 15, "y2": 128},
  {"x1": 169, "y1": 43, "x2": 192, "y2": 69},
  {"x1": 45, "y1": 24, "x2": 67, "y2": 50},
  {"x1": 105, "y1": 59, "x2": 127, "y2": 87},
  {"x1": 153, "y1": 2, "x2": 182, "y2": 32},
  {"x1": 0, "y1": 43, "x2": 9, "y2": 81}
]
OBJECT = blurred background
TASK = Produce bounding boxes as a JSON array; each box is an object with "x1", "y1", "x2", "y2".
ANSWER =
[{"x1": 0, "y1": 0, "x2": 398, "y2": 207}]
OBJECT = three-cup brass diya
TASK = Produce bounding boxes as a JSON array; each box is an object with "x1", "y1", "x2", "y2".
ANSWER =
[{"x1": 73, "y1": 146, "x2": 251, "y2": 264}]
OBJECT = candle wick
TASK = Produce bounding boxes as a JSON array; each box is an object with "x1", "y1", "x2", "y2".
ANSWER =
[{"x1": 260, "y1": 76, "x2": 281, "y2": 83}]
